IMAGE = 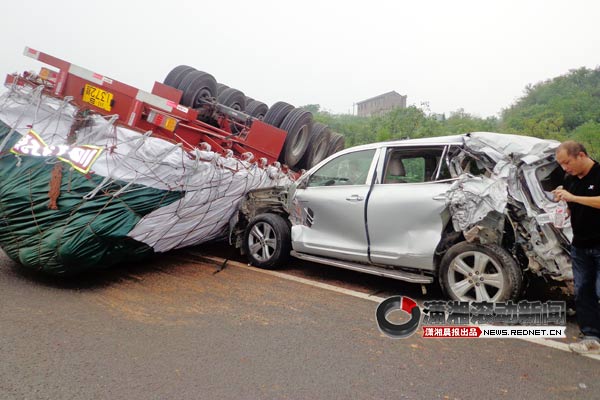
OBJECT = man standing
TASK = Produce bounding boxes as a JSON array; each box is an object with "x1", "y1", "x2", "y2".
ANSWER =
[{"x1": 553, "y1": 141, "x2": 600, "y2": 354}]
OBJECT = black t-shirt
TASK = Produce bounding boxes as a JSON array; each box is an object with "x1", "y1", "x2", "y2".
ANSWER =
[{"x1": 564, "y1": 161, "x2": 600, "y2": 248}]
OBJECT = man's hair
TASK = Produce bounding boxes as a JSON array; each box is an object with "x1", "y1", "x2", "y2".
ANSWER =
[{"x1": 557, "y1": 140, "x2": 588, "y2": 157}]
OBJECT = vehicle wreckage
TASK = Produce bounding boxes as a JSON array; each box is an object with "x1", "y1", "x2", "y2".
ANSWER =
[
  {"x1": 0, "y1": 48, "x2": 342, "y2": 274},
  {"x1": 0, "y1": 48, "x2": 573, "y2": 299},
  {"x1": 231, "y1": 132, "x2": 572, "y2": 301}
]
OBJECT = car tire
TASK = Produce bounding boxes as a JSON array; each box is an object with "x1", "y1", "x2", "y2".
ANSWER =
[
  {"x1": 243, "y1": 213, "x2": 291, "y2": 269},
  {"x1": 439, "y1": 241, "x2": 522, "y2": 301}
]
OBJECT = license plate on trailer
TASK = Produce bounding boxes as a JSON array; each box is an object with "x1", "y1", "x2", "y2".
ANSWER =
[{"x1": 82, "y1": 84, "x2": 113, "y2": 111}]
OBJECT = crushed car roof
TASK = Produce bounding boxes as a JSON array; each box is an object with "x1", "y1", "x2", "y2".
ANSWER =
[
  {"x1": 337, "y1": 132, "x2": 559, "y2": 158},
  {"x1": 464, "y1": 132, "x2": 560, "y2": 164}
]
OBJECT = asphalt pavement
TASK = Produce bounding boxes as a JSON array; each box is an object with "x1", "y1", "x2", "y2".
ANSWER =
[{"x1": 1, "y1": 246, "x2": 598, "y2": 400}]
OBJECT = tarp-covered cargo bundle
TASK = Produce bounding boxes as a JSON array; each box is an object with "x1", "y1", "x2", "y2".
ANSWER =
[{"x1": 0, "y1": 84, "x2": 292, "y2": 274}]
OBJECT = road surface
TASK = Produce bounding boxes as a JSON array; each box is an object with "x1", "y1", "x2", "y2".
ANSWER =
[{"x1": 1, "y1": 245, "x2": 597, "y2": 400}]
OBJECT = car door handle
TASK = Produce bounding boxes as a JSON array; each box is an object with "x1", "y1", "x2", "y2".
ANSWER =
[
  {"x1": 432, "y1": 195, "x2": 446, "y2": 201},
  {"x1": 346, "y1": 194, "x2": 364, "y2": 202}
]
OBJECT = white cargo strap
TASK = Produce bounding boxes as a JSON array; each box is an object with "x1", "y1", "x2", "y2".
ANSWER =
[{"x1": 83, "y1": 130, "x2": 153, "y2": 200}]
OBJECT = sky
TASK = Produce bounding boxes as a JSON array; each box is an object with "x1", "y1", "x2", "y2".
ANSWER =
[{"x1": 1, "y1": 0, "x2": 599, "y2": 118}]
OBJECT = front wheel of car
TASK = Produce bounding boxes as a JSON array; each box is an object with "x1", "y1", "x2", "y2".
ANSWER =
[
  {"x1": 439, "y1": 242, "x2": 522, "y2": 302},
  {"x1": 243, "y1": 213, "x2": 291, "y2": 269}
]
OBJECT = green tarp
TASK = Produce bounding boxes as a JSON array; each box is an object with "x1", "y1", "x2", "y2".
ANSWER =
[{"x1": 0, "y1": 121, "x2": 182, "y2": 274}]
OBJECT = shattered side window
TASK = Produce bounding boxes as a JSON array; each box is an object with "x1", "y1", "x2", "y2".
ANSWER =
[
  {"x1": 536, "y1": 161, "x2": 565, "y2": 199},
  {"x1": 449, "y1": 147, "x2": 488, "y2": 177}
]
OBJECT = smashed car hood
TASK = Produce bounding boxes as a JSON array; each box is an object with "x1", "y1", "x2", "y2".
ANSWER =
[{"x1": 445, "y1": 132, "x2": 572, "y2": 280}]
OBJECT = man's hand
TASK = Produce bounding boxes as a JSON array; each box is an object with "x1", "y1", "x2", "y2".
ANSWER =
[{"x1": 552, "y1": 186, "x2": 575, "y2": 202}]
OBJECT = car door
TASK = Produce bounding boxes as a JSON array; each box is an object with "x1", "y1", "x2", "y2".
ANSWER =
[
  {"x1": 290, "y1": 148, "x2": 378, "y2": 262},
  {"x1": 367, "y1": 145, "x2": 453, "y2": 271}
]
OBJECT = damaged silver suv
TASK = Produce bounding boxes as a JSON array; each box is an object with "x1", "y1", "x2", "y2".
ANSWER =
[{"x1": 231, "y1": 132, "x2": 572, "y2": 301}]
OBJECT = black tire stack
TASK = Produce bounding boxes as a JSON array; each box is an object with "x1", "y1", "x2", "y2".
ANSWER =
[
  {"x1": 262, "y1": 102, "x2": 294, "y2": 127},
  {"x1": 164, "y1": 66, "x2": 218, "y2": 109},
  {"x1": 245, "y1": 100, "x2": 269, "y2": 120},
  {"x1": 217, "y1": 88, "x2": 246, "y2": 112},
  {"x1": 163, "y1": 66, "x2": 345, "y2": 170},
  {"x1": 326, "y1": 133, "x2": 345, "y2": 157},
  {"x1": 297, "y1": 123, "x2": 332, "y2": 170}
]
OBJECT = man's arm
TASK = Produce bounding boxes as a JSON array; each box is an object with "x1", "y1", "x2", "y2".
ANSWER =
[{"x1": 553, "y1": 188, "x2": 600, "y2": 209}]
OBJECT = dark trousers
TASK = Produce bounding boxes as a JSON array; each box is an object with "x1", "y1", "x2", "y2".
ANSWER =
[{"x1": 571, "y1": 246, "x2": 600, "y2": 339}]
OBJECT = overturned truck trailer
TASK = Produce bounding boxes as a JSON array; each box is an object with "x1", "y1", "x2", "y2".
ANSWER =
[{"x1": 0, "y1": 47, "x2": 341, "y2": 274}]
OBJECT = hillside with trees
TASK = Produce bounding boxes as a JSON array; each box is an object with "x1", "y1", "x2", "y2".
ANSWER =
[
  {"x1": 307, "y1": 66, "x2": 600, "y2": 159},
  {"x1": 501, "y1": 67, "x2": 600, "y2": 157}
]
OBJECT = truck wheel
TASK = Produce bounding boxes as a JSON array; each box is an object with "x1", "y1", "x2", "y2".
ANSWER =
[
  {"x1": 179, "y1": 71, "x2": 218, "y2": 107},
  {"x1": 243, "y1": 213, "x2": 291, "y2": 269},
  {"x1": 326, "y1": 133, "x2": 345, "y2": 157},
  {"x1": 216, "y1": 83, "x2": 230, "y2": 95},
  {"x1": 303, "y1": 123, "x2": 332, "y2": 169},
  {"x1": 439, "y1": 242, "x2": 522, "y2": 301},
  {"x1": 245, "y1": 100, "x2": 269, "y2": 120},
  {"x1": 218, "y1": 88, "x2": 246, "y2": 111},
  {"x1": 263, "y1": 101, "x2": 294, "y2": 128},
  {"x1": 279, "y1": 108, "x2": 313, "y2": 168},
  {"x1": 164, "y1": 65, "x2": 195, "y2": 88}
]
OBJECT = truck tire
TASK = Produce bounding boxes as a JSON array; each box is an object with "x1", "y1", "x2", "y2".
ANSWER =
[
  {"x1": 279, "y1": 108, "x2": 313, "y2": 168},
  {"x1": 243, "y1": 213, "x2": 291, "y2": 269},
  {"x1": 439, "y1": 242, "x2": 523, "y2": 302},
  {"x1": 218, "y1": 88, "x2": 246, "y2": 111},
  {"x1": 179, "y1": 71, "x2": 218, "y2": 108},
  {"x1": 163, "y1": 65, "x2": 195, "y2": 88},
  {"x1": 326, "y1": 133, "x2": 345, "y2": 157},
  {"x1": 301, "y1": 123, "x2": 332, "y2": 170},
  {"x1": 263, "y1": 101, "x2": 294, "y2": 128},
  {"x1": 216, "y1": 83, "x2": 230, "y2": 95},
  {"x1": 245, "y1": 100, "x2": 269, "y2": 120}
]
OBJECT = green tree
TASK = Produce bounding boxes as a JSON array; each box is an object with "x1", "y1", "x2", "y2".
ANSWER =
[
  {"x1": 300, "y1": 104, "x2": 321, "y2": 114},
  {"x1": 501, "y1": 67, "x2": 600, "y2": 138},
  {"x1": 309, "y1": 66, "x2": 600, "y2": 151},
  {"x1": 571, "y1": 120, "x2": 600, "y2": 160}
]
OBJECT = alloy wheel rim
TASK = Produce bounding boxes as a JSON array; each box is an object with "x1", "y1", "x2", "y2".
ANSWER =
[
  {"x1": 248, "y1": 222, "x2": 277, "y2": 262},
  {"x1": 448, "y1": 251, "x2": 505, "y2": 301}
]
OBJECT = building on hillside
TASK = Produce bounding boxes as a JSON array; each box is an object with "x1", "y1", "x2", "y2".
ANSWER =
[{"x1": 356, "y1": 91, "x2": 407, "y2": 117}]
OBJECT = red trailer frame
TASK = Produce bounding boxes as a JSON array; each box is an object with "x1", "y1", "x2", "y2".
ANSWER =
[{"x1": 4, "y1": 47, "x2": 288, "y2": 167}]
